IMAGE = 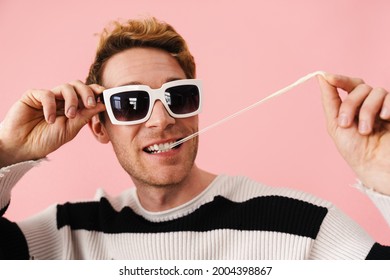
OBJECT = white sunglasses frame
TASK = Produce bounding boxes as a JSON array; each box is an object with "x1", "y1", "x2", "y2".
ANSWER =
[{"x1": 102, "y1": 79, "x2": 202, "y2": 125}]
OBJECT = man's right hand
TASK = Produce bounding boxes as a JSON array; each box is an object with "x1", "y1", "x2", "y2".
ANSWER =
[{"x1": 0, "y1": 80, "x2": 106, "y2": 168}]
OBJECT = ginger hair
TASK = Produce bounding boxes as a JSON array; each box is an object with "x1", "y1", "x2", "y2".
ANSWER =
[{"x1": 86, "y1": 17, "x2": 196, "y2": 86}]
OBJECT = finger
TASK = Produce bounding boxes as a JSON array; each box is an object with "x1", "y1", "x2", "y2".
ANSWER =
[
  {"x1": 88, "y1": 84, "x2": 106, "y2": 103},
  {"x1": 337, "y1": 83, "x2": 372, "y2": 128},
  {"x1": 51, "y1": 84, "x2": 79, "y2": 119},
  {"x1": 69, "y1": 80, "x2": 99, "y2": 109},
  {"x1": 358, "y1": 87, "x2": 388, "y2": 135},
  {"x1": 69, "y1": 84, "x2": 106, "y2": 129},
  {"x1": 24, "y1": 89, "x2": 57, "y2": 123},
  {"x1": 68, "y1": 102, "x2": 106, "y2": 133},
  {"x1": 88, "y1": 83, "x2": 106, "y2": 93},
  {"x1": 323, "y1": 73, "x2": 365, "y2": 93},
  {"x1": 317, "y1": 75, "x2": 341, "y2": 133},
  {"x1": 379, "y1": 92, "x2": 390, "y2": 120}
]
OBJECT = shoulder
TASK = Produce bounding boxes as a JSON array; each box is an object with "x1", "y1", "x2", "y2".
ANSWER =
[{"x1": 212, "y1": 174, "x2": 333, "y2": 209}]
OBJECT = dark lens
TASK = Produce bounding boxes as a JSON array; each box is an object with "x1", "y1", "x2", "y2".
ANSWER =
[
  {"x1": 165, "y1": 85, "x2": 200, "y2": 115},
  {"x1": 110, "y1": 91, "x2": 150, "y2": 121}
]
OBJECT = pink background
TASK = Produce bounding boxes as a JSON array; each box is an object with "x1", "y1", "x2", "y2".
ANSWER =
[{"x1": 1, "y1": 0, "x2": 390, "y2": 245}]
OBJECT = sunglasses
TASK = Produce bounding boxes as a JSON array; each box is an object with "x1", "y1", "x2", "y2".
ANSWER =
[{"x1": 101, "y1": 79, "x2": 202, "y2": 125}]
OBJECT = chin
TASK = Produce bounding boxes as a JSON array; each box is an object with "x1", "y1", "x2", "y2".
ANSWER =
[
  {"x1": 149, "y1": 168, "x2": 190, "y2": 187},
  {"x1": 131, "y1": 164, "x2": 194, "y2": 188}
]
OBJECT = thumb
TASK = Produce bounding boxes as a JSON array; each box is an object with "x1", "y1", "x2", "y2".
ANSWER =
[{"x1": 317, "y1": 74, "x2": 341, "y2": 134}]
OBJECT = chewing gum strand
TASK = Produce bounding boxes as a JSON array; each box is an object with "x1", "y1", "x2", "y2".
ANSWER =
[{"x1": 170, "y1": 71, "x2": 326, "y2": 149}]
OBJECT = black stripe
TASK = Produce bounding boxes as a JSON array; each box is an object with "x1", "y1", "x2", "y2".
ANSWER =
[
  {"x1": 0, "y1": 218, "x2": 30, "y2": 260},
  {"x1": 57, "y1": 195, "x2": 328, "y2": 239},
  {"x1": 365, "y1": 242, "x2": 390, "y2": 260},
  {"x1": 0, "y1": 201, "x2": 10, "y2": 217}
]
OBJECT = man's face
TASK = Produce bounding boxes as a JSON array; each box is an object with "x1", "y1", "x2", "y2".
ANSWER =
[{"x1": 100, "y1": 47, "x2": 199, "y2": 187}]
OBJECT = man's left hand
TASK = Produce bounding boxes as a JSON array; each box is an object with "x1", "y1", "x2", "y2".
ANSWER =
[{"x1": 318, "y1": 73, "x2": 390, "y2": 195}]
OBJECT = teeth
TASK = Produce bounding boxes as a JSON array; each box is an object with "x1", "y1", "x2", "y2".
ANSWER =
[{"x1": 146, "y1": 141, "x2": 176, "y2": 154}]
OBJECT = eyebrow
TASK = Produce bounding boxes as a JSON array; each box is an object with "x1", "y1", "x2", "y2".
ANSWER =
[
  {"x1": 115, "y1": 77, "x2": 184, "y2": 88},
  {"x1": 97, "y1": 77, "x2": 187, "y2": 102}
]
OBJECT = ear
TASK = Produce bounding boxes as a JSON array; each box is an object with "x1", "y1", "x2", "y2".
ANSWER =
[{"x1": 89, "y1": 115, "x2": 110, "y2": 144}]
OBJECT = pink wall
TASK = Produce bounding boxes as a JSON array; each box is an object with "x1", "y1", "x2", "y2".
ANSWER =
[{"x1": 1, "y1": 0, "x2": 389, "y2": 245}]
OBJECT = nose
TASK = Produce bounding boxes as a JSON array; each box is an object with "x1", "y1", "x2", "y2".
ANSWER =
[{"x1": 145, "y1": 100, "x2": 176, "y2": 129}]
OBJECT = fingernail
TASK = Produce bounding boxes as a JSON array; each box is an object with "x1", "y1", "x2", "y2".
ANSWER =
[
  {"x1": 67, "y1": 106, "x2": 76, "y2": 118},
  {"x1": 359, "y1": 120, "x2": 369, "y2": 134},
  {"x1": 338, "y1": 114, "x2": 349, "y2": 127},
  {"x1": 88, "y1": 96, "x2": 96, "y2": 107},
  {"x1": 380, "y1": 107, "x2": 390, "y2": 119},
  {"x1": 48, "y1": 114, "x2": 56, "y2": 124}
]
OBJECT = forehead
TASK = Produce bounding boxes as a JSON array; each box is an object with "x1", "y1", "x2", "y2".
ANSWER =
[{"x1": 101, "y1": 47, "x2": 186, "y2": 88}]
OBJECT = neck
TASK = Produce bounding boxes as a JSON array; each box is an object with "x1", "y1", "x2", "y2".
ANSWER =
[{"x1": 134, "y1": 165, "x2": 217, "y2": 212}]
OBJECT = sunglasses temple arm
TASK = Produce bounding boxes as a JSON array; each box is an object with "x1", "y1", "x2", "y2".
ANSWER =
[{"x1": 170, "y1": 70, "x2": 326, "y2": 149}]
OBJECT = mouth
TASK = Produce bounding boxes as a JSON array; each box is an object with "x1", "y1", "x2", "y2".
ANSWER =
[{"x1": 143, "y1": 139, "x2": 183, "y2": 154}]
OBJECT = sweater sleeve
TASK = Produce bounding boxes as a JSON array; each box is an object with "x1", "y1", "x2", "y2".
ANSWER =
[
  {"x1": 309, "y1": 204, "x2": 390, "y2": 259},
  {"x1": 0, "y1": 159, "x2": 63, "y2": 260},
  {"x1": 0, "y1": 160, "x2": 45, "y2": 259},
  {"x1": 309, "y1": 181, "x2": 390, "y2": 259},
  {"x1": 0, "y1": 160, "x2": 43, "y2": 215},
  {"x1": 354, "y1": 180, "x2": 390, "y2": 227}
]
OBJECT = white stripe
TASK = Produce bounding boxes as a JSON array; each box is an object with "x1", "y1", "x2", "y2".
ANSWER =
[{"x1": 53, "y1": 228, "x2": 313, "y2": 260}]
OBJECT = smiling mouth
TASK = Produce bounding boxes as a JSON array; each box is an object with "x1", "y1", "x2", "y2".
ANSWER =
[{"x1": 143, "y1": 139, "x2": 183, "y2": 154}]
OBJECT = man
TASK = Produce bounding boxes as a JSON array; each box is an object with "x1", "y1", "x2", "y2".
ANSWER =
[{"x1": 0, "y1": 17, "x2": 389, "y2": 259}]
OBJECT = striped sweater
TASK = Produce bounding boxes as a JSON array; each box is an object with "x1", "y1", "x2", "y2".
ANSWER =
[{"x1": 0, "y1": 161, "x2": 389, "y2": 259}]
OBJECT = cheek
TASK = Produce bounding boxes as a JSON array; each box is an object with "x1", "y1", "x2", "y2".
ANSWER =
[
  {"x1": 180, "y1": 115, "x2": 199, "y2": 130},
  {"x1": 105, "y1": 125, "x2": 140, "y2": 150}
]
